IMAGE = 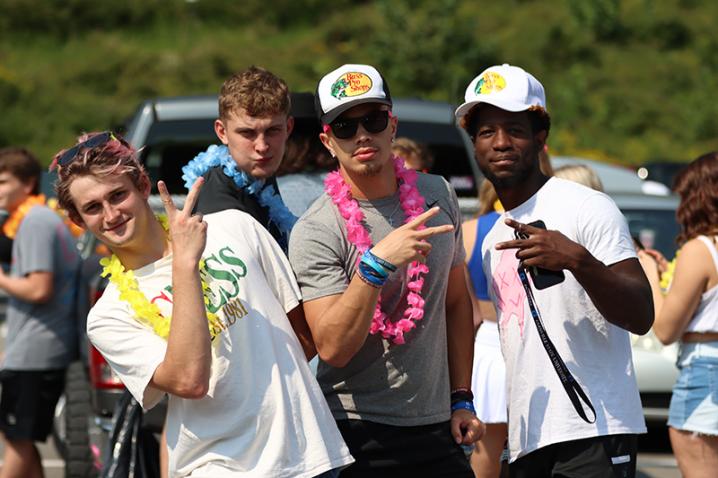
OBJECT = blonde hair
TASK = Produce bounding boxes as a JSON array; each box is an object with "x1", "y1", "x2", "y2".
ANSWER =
[
  {"x1": 219, "y1": 66, "x2": 290, "y2": 120},
  {"x1": 554, "y1": 164, "x2": 604, "y2": 192},
  {"x1": 392, "y1": 137, "x2": 433, "y2": 171}
]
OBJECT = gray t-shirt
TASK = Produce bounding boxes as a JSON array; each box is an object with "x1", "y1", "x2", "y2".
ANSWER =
[
  {"x1": 3, "y1": 206, "x2": 80, "y2": 370},
  {"x1": 288, "y1": 173, "x2": 464, "y2": 426}
]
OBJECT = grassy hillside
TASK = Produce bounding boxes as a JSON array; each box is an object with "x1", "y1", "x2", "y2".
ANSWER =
[{"x1": 1, "y1": 0, "x2": 717, "y2": 166}]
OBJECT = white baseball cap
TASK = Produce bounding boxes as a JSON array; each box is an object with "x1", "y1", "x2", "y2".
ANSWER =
[
  {"x1": 315, "y1": 64, "x2": 392, "y2": 124},
  {"x1": 455, "y1": 64, "x2": 547, "y2": 118}
]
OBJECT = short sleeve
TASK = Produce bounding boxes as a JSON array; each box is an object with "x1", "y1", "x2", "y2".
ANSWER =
[
  {"x1": 16, "y1": 210, "x2": 57, "y2": 275},
  {"x1": 445, "y1": 180, "x2": 466, "y2": 268},
  {"x1": 288, "y1": 217, "x2": 349, "y2": 302},
  {"x1": 86, "y1": 292, "x2": 167, "y2": 410},
  {"x1": 577, "y1": 192, "x2": 637, "y2": 266}
]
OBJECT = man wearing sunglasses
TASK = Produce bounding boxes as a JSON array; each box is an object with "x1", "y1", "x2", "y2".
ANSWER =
[
  {"x1": 288, "y1": 64, "x2": 482, "y2": 476},
  {"x1": 0, "y1": 147, "x2": 80, "y2": 478}
]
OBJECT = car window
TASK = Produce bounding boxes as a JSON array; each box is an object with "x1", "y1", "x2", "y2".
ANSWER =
[
  {"x1": 622, "y1": 208, "x2": 679, "y2": 259},
  {"x1": 396, "y1": 121, "x2": 476, "y2": 197}
]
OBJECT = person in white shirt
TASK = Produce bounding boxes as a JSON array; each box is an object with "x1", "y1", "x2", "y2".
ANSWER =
[
  {"x1": 455, "y1": 64, "x2": 654, "y2": 477},
  {"x1": 51, "y1": 131, "x2": 353, "y2": 478}
]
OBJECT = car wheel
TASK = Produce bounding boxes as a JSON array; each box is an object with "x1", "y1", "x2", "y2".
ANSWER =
[{"x1": 53, "y1": 361, "x2": 99, "y2": 478}]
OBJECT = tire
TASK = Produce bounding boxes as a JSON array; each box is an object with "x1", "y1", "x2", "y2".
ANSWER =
[{"x1": 53, "y1": 361, "x2": 99, "y2": 478}]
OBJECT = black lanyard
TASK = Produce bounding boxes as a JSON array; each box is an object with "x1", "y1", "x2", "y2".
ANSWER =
[{"x1": 516, "y1": 266, "x2": 597, "y2": 424}]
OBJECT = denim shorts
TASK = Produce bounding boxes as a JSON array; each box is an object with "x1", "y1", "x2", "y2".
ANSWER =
[{"x1": 667, "y1": 341, "x2": 718, "y2": 435}]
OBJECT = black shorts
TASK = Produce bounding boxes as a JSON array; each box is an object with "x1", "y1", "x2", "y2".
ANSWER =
[
  {"x1": 509, "y1": 434, "x2": 638, "y2": 478},
  {"x1": 336, "y1": 419, "x2": 473, "y2": 478},
  {"x1": 0, "y1": 369, "x2": 66, "y2": 441}
]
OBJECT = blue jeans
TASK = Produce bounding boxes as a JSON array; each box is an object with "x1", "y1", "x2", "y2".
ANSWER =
[{"x1": 667, "y1": 340, "x2": 718, "y2": 435}]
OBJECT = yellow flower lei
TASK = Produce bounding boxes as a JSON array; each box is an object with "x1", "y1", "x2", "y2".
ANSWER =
[{"x1": 100, "y1": 215, "x2": 223, "y2": 340}]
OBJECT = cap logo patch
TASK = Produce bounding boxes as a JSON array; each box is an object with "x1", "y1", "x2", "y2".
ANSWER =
[
  {"x1": 331, "y1": 72, "x2": 373, "y2": 100},
  {"x1": 475, "y1": 72, "x2": 506, "y2": 95}
]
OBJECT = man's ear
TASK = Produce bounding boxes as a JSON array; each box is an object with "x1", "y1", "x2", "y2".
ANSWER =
[
  {"x1": 214, "y1": 119, "x2": 228, "y2": 145},
  {"x1": 319, "y1": 132, "x2": 336, "y2": 158},
  {"x1": 534, "y1": 130, "x2": 548, "y2": 150},
  {"x1": 286, "y1": 116, "x2": 295, "y2": 136},
  {"x1": 139, "y1": 174, "x2": 152, "y2": 199}
]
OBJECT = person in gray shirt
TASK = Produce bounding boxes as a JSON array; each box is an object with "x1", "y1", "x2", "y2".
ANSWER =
[
  {"x1": 0, "y1": 147, "x2": 80, "y2": 478},
  {"x1": 289, "y1": 64, "x2": 483, "y2": 477}
]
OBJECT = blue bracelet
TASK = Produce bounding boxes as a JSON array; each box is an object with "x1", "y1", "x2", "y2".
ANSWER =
[
  {"x1": 451, "y1": 399, "x2": 476, "y2": 414},
  {"x1": 356, "y1": 266, "x2": 387, "y2": 287},
  {"x1": 360, "y1": 250, "x2": 389, "y2": 279},
  {"x1": 366, "y1": 249, "x2": 397, "y2": 273}
]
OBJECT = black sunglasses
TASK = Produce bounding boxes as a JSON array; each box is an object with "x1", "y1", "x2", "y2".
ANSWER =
[
  {"x1": 57, "y1": 131, "x2": 122, "y2": 166},
  {"x1": 328, "y1": 110, "x2": 391, "y2": 139}
]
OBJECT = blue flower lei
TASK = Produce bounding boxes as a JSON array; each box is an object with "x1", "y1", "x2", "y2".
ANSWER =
[{"x1": 181, "y1": 145, "x2": 297, "y2": 242}]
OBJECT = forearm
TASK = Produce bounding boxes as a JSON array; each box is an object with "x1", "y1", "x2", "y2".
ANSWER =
[
  {"x1": 287, "y1": 306, "x2": 317, "y2": 360},
  {"x1": 446, "y1": 294, "x2": 474, "y2": 391},
  {"x1": 309, "y1": 274, "x2": 381, "y2": 367},
  {"x1": 152, "y1": 260, "x2": 212, "y2": 398},
  {"x1": 571, "y1": 253, "x2": 654, "y2": 335},
  {"x1": 0, "y1": 271, "x2": 52, "y2": 303}
]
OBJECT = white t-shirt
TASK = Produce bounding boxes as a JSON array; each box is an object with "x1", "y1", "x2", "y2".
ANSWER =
[
  {"x1": 88, "y1": 210, "x2": 353, "y2": 478},
  {"x1": 482, "y1": 178, "x2": 646, "y2": 462}
]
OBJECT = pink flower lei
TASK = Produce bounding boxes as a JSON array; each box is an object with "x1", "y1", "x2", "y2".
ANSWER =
[{"x1": 324, "y1": 154, "x2": 429, "y2": 345}]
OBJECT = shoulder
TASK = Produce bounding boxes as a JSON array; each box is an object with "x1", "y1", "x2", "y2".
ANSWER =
[
  {"x1": 19, "y1": 206, "x2": 62, "y2": 232},
  {"x1": 289, "y1": 195, "x2": 342, "y2": 248},
  {"x1": 203, "y1": 166, "x2": 236, "y2": 186},
  {"x1": 679, "y1": 237, "x2": 715, "y2": 265},
  {"x1": 294, "y1": 193, "x2": 335, "y2": 226},
  {"x1": 205, "y1": 209, "x2": 263, "y2": 237},
  {"x1": 416, "y1": 172, "x2": 452, "y2": 194}
]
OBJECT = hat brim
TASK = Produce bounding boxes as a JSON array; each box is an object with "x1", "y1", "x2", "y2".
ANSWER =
[
  {"x1": 455, "y1": 97, "x2": 536, "y2": 118},
  {"x1": 321, "y1": 98, "x2": 393, "y2": 124}
]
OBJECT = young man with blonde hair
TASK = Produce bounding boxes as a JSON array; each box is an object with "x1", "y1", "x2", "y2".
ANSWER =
[
  {"x1": 183, "y1": 66, "x2": 296, "y2": 248},
  {"x1": 53, "y1": 132, "x2": 352, "y2": 477}
]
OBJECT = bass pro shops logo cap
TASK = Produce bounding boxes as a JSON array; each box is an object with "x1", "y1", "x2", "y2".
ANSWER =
[
  {"x1": 315, "y1": 64, "x2": 393, "y2": 124},
  {"x1": 455, "y1": 63, "x2": 547, "y2": 119}
]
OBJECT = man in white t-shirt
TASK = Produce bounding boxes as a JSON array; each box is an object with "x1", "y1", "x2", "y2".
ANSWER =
[
  {"x1": 51, "y1": 132, "x2": 353, "y2": 478},
  {"x1": 455, "y1": 65, "x2": 654, "y2": 477}
]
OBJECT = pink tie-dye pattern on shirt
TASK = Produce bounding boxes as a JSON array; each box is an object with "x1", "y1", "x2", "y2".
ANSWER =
[{"x1": 492, "y1": 250, "x2": 527, "y2": 338}]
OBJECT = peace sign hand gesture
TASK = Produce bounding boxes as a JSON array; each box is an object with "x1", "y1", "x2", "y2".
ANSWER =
[
  {"x1": 158, "y1": 178, "x2": 208, "y2": 266},
  {"x1": 370, "y1": 207, "x2": 454, "y2": 268}
]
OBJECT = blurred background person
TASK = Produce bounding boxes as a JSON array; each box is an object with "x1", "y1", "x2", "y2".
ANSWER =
[
  {"x1": 638, "y1": 151, "x2": 718, "y2": 478},
  {"x1": 391, "y1": 137, "x2": 434, "y2": 172},
  {"x1": 277, "y1": 127, "x2": 337, "y2": 218},
  {"x1": 553, "y1": 163, "x2": 604, "y2": 192},
  {"x1": 0, "y1": 147, "x2": 80, "y2": 478}
]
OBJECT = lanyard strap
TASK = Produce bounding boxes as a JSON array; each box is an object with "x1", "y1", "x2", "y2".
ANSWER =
[{"x1": 517, "y1": 266, "x2": 597, "y2": 424}]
